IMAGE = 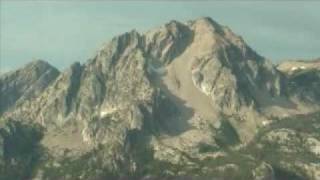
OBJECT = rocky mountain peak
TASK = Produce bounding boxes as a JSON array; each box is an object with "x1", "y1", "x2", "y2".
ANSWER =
[
  {"x1": 145, "y1": 19, "x2": 192, "y2": 65},
  {"x1": 95, "y1": 29, "x2": 144, "y2": 71},
  {"x1": 188, "y1": 17, "x2": 224, "y2": 33},
  {"x1": 5, "y1": 59, "x2": 58, "y2": 78},
  {"x1": 1, "y1": 17, "x2": 320, "y2": 180},
  {"x1": 0, "y1": 60, "x2": 60, "y2": 115},
  {"x1": 27, "y1": 59, "x2": 53, "y2": 68},
  {"x1": 112, "y1": 30, "x2": 142, "y2": 49}
]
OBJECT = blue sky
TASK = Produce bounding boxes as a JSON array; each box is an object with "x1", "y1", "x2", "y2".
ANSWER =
[{"x1": 1, "y1": 1, "x2": 320, "y2": 72}]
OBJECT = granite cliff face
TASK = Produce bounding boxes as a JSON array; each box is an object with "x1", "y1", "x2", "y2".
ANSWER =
[
  {"x1": 0, "y1": 60, "x2": 60, "y2": 115},
  {"x1": 1, "y1": 17, "x2": 320, "y2": 180},
  {"x1": 277, "y1": 58, "x2": 320, "y2": 103}
]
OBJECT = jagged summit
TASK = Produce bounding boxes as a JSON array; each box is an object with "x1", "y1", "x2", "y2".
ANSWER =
[
  {"x1": 1, "y1": 17, "x2": 320, "y2": 180},
  {"x1": 27, "y1": 59, "x2": 53, "y2": 67},
  {"x1": 0, "y1": 59, "x2": 60, "y2": 114},
  {"x1": 3, "y1": 16, "x2": 316, "y2": 143},
  {"x1": 2, "y1": 59, "x2": 58, "y2": 76},
  {"x1": 96, "y1": 16, "x2": 257, "y2": 69},
  {"x1": 188, "y1": 16, "x2": 225, "y2": 32}
]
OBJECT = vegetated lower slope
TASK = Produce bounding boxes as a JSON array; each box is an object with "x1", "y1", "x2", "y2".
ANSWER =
[{"x1": 0, "y1": 17, "x2": 320, "y2": 180}]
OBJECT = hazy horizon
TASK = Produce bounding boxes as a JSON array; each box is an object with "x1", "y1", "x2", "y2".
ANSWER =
[{"x1": 1, "y1": 1, "x2": 320, "y2": 72}]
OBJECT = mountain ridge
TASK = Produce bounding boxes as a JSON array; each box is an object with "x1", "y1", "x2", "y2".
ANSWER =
[
  {"x1": 0, "y1": 60, "x2": 60, "y2": 115},
  {"x1": 1, "y1": 17, "x2": 320, "y2": 180}
]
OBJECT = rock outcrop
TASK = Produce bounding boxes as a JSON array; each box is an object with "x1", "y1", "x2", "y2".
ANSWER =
[
  {"x1": 277, "y1": 58, "x2": 320, "y2": 105},
  {"x1": 1, "y1": 17, "x2": 320, "y2": 180},
  {"x1": 0, "y1": 60, "x2": 60, "y2": 115}
]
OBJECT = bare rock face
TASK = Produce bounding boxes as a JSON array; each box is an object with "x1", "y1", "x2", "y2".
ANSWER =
[
  {"x1": 145, "y1": 20, "x2": 193, "y2": 65},
  {"x1": 253, "y1": 162, "x2": 275, "y2": 180},
  {"x1": 0, "y1": 60, "x2": 60, "y2": 115},
  {"x1": 277, "y1": 58, "x2": 320, "y2": 106},
  {"x1": 145, "y1": 17, "x2": 288, "y2": 145},
  {"x1": 277, "y1": 58, "x2": 320, "y2": 75},
  {"x1": 1, "y1": 17, "x2": 320, "y2": 179}
]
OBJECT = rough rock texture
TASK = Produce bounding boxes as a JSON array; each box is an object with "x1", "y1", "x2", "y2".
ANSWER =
[
  {"x1": 277, "y1": 58, "x2": 320, "y2": 75},
  {"x1": 0, "y1": 60, "x2": 60, "y2": 115},
  {"x1": 277, "y1": 58, "x2": 320, "y2": 107},
  {"x1": 1, "y1": 17, "x2": 320, "y2": 180}
]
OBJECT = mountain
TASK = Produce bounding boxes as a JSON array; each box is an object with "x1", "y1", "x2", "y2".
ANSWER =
[
  {"x1": 277, "y1": 58, "x2": 320, "y2": 105},
  {"x1": 277, "y1": 58, "x2": 320, "y2": 75},
  {"x1": 0, "y1": 60, "x2": 60, "y2": 115},
  {"x1": 1, "y1": 17, "x2": 320, "y2": 180}
]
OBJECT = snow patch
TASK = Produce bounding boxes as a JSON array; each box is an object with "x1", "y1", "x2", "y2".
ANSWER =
[
  {"x1": 262, "y1": 120, "x2": 270, "y2": 126},
  {"x1": 291, "y1": 66, "x2": 307, "y2": 71},
  {"x1": 100, "y1": 107, "x2": 117, "y2": 117}
]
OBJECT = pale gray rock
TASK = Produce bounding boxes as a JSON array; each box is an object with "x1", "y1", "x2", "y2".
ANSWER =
[
  {"x1": 0, "y1": 60, "x2": 59, "y2": 114},
  {"x1": 253, "y1": 162, "x2": 275, "y2": 180},
  {"x1": 1, "y1": 17, "x2": 320, "y2": 179}
]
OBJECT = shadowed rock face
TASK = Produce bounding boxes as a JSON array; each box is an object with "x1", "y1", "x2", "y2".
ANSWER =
[
  {"x1": 0, "y1": 60, "x2": 60, "y2": 115},
  {"x1": 277, "y1": 58, "x2": 320, "y2": 106},
  {"x1": 1, "y1": 17, "x2": 320, "y2": 180}
]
